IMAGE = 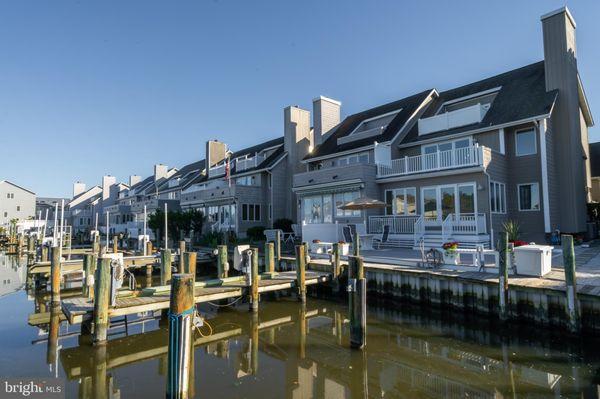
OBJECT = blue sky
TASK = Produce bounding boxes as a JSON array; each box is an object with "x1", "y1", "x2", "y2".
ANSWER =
[{"x1": 0, "y1": 1, "x2": 598, "y2": 197}]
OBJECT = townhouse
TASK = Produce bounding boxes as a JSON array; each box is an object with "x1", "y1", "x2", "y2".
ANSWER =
[
  {"x1": 0, "y1": 180, "x2": 36, "y2": 227},
  {"x1": 293, "y1": 7, "x2": 593, "y2": 247}
]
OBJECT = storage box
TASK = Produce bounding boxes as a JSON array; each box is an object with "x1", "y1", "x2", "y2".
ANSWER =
[{"x1": 514, "y1": 245, "x2": 553, "y2": 276}]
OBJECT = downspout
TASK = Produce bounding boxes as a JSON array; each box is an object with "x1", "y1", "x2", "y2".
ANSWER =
[
  {"x1": 483, "y1": 167, "x2": 493, "y2": 249},
  {"x1": 267, "y1": 170, "x2": 273, "y2": 228}
]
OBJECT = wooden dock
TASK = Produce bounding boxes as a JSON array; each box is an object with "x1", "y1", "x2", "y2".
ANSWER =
[
  {"x1": 62, "y1": 270, "x2": 331, "y2": 324},
  {"x1": 28, "y1": 255, "x2": 159, "y2": 276}
]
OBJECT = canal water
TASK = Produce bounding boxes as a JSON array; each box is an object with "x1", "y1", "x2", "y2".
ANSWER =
[{"x1": 2, "y1": 254, "x2": 600, "y2": 398}]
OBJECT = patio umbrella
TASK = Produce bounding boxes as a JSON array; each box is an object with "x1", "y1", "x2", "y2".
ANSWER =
[{"x1": 339, "y1": 196, "x2": 386, "y2": 228}]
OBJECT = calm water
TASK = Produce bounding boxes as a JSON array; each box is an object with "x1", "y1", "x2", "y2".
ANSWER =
[{"x1": 1, "y1": 253, "x2": 600, "y2": 398}]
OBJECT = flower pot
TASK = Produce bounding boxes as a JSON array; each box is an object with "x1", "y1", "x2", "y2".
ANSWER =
[{"x1": 443, "y1": 252, "x2": 459, "y2": 265}]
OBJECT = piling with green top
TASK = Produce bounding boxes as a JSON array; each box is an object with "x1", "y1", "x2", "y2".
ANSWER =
[{"x1": 562, "y1": 234, "x2": 580, "y2": 333}]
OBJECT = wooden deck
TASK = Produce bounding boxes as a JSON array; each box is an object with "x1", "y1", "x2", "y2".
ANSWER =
[{"x1": 61, "y1": 270, "x2": 331, "y2": 324}]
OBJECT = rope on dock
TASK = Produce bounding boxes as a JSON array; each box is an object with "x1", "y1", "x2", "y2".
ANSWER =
[{"x1": 207, "y1": 296, "x2": 243, "y2": 308}]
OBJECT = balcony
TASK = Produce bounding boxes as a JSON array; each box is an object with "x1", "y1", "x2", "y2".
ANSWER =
[
  {"x1": 236, "y1": 154, "x2": 265, "y2": 172},
  {"x1": 209, "y1": 163, "x2": 226, "y2": 177},
  {"x1": 377, "y1": 145, "x2": 485, "y2": 178},
  {"x1": 293, "y1": 163, "x2": 377, "y2": 189},
  {"x1": 418, "y1": 104, "x2": 487, "y2": 135}
]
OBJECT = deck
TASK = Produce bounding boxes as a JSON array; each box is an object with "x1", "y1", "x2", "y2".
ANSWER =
[{"x1": 61, "y1": 270, "x2": 331, "y2": 324}]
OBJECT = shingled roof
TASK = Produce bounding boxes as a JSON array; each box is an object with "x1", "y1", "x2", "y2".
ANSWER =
[
  {"x1": 401, "y1": 61, "x2": 558, "y2": 145},
  {"x1": 306, "y1": 89, "x2": 434, "y2": 160}
]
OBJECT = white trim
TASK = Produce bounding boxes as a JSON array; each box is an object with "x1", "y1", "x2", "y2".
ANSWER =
[
  {"x1": 540, "y1": 6, "x2": 576, "y2": 28},
  {"x1": 514, "y1": 127, "x2": 537, "y2": 156},
  {"x1": 397, "y1": 113, "x2": 552, "y2": 149},
  {"x1": 293, "y1": 179, "x2": 364, "y2": 193},
  {"x1": 389, "y1": 90, "x2": 438, "y2": 144},
  {"x1": 498, "y1": 128, "x2": 505, "y2": 155},
  {"x1": 419, "y1": 182, "x2": 477, "y2": 222},
  {"x1": 384, "y1": 187, "x2": 417, "y2": 216},
  {"x1": 421, "y1": 136, "x2": 472, "y2": 155},
  {"x1": 517, "y1": 182, "x2": 541, "y2": 212},
  {"x1": 539, "y1": 119, "x2": 551, "y2": 232},
  {"x1": 489, "y1": 181, "x2": 506, "y2": 214}
]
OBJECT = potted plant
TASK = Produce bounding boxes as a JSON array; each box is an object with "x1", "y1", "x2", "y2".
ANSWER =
[{"x1": 442, "y1": 241, "x2": 460, "y2": 265}]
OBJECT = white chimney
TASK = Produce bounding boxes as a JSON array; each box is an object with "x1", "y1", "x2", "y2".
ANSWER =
[
  {"x1": 313, "y1": 96, "x2": 341, "y2": 146},
  {"x1": 129, "y1": 175, "x2": 142, "y2": 186},
  {"x1": 73, "y1": 181, "x2": 86, "y2": 197},
  {"x1": 154, "y1": 164, "x2": 169, "y2": 182},
  {"x1": 102, "y1": 175, "x2": 117, "y2": 201}
]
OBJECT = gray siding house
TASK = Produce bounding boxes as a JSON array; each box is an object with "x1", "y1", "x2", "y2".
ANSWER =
[
  {"x1": 293, "y1": 7, "x2": 593, "y2": 247},
  {"x1": 0, "y1": 180, "x2": 36, "y2": 227}
]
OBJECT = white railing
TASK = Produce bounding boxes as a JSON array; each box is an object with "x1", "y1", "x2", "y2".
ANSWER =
[
  {"x1": 377, "y1": 145, "x2": 484, "y2": 178},
  {"x1": 418, "y1": 103, "x2": 487, "y2": 135},
  {"x1": 368, "y1": 215, "x2": 420, "y2": 234},
  {"x1": 236, "y1": 154, "x2": 266, "y2": 172},
  {"x1": 443, "y1": 213, "x2": 487, "y2": 236}
]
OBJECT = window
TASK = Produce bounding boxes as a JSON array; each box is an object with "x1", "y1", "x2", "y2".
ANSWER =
[
  {"x1": 269, "y1": 204, "x2": 272, "y2": 220},
  {"x1": 334, "y1": 191, "x2": 361, "y2": 218},
  {"x1": 437, "y1": 91, "x2": 498, "y2": 114},
  {"x1": 242, "y1": 204, "x2": 261, "y2": 221},
  {"x1": 384, "y1": 188, "x2": 416, "y2": 215},
  {"x1": 6, "y1": 194, "x2": 9, "y2": 199},
  {"x1": 518, "y1": 183, "x2": 540, "y2": 211},
  {"x1": 3, "y1": 212, "x2": 7, "y2": 217},
  {"x1": 515, "y1": 129, "x2": 537, "y2": 156},
  {"x1": 490, "y1": 181, "x2": 506, "y2": 213},
  {"x1": 16, "y1": 206, "x2": 20, "y2": 211},
  {"x1": 236, "y1": 175, "x2": 259, "y2": 186}
]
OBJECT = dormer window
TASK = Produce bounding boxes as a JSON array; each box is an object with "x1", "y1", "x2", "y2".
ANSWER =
[
  {"x1": 350, "y1": 108, "x2": 402, "y2": 136},
  {"x1": 436, "y1": 87, "x2": 500, "y2": 116}
]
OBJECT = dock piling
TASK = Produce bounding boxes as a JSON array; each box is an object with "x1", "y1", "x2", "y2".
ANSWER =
[
  {"x1": 182, "y1": 252, "x2": 197, "y2": 282},
  {"x1": 93, "y1": 257, "x2": 111, "y2": 345},
  {"x1": 112, "y1": 236, "x2": 118, "y2": 254},
  {"x1": 348, "y1": 255, "x2": 366, "y2": 349},
  {"x1": 331, "y1": 243, "x2": 341, "y2": 291},
  {"x1": 179, "y1": 241, "x2": 186, "y2": 258},
  {"x1": 166, "y1": 274, "x2": 195, "y2": 399},
  {"x1": 295, "y1": 244, "x2": 307, "y2": 304},
  {"x1": 217, "y1": 245, "x2": 228, "y2": 279},
  {"x1": 83, "y1": 254, "x2": 95, "y2": 299},
  {"x1": 562, "y1": 234, "x2": 580, "y2": 333},
  {"x1": 498, "y1": 232, "x2": 509, "y2": 322},
  {"x1": 250, "y1": 249, "x2": 259, "y2": 312},
  {"x1": 51, "y1": 247, "x2": 61, "y2": 304},
  {"x1": 161, "y1": 249, "x2": 173, "y2": 286},
  {"x1": 265, "y1": 242, "x2": 275, "y2": 275},
  {"x1": 353, "y1": 232, "x2": 360, "y2": 257},
  {"x1": 41, "y1": 245, "x2": 49, "y2": 263}
]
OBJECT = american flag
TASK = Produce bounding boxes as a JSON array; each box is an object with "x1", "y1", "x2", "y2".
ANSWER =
[{"x1": 224, "y1": 156, "x2": 231, "y2": 187}]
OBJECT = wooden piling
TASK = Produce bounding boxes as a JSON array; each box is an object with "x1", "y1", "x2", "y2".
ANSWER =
[
  {"x1": 93, "y1": 257, "x2": 111, "y2": 345},
  {"x1": 93, "y1": 238, "x2": 100, "y2": 257},
  {"x1": 179, "y1": 240, "x2": 186, "y2": 257},
  {"x1": 332, "y1": 243, "x2": 341, "y2": 280},
  {"x1": 46, "y1": 303, "x2": 61, "y2": 367},
  {"x1": 83, "y1": 254, "x2": 95, "y2": 299},
  {"x1": 250, "y1": 312, "x2": 259, "y2": 374},
  {"x1": 41, "y1": 245, "x2": 49, "y2": 263},
  {"x1": 27, "y1": 235, "x2": 34, "y2": 252},
  {"x1": 166, "y1": 274, "x2": 195, "y2": 399},
  {"x1": 295, "y1": 244, "x2": 306, "y2": 304},
  {"x1": 498, "y1": 232, "x2": 509, "y2": 322},
  {"x1": 112, "y1": 236, "x2": 118, "y2": 254},
  {"x1": 182, "y1": 252, "x2": 197, "y2": 285},
  {"x1": 146, "y1": 241, "x2": 153, "y2": 256},
  {"x1": 353, "y1": 231, "x2": 360, "y2": 257},
  {"x1": 51, "y1": 246, "x2": 61, "y2": 304},
  {"x1": 161, "y1": 249, "x2": 173, "y2": 286},
  {"x1": 249, "y1": 249, "x2": 259, "y2": 312},
  {"x1": 275, "y1": 230, "x2": 281, "y2": 263},
  {"x1": 265, "y1": 242, "x2": 275, "y2": 275},
  {"x1": 217, "y1": 245, "x2": 228, "y2": 279},
  {"x1": 562, "y1": 234, "x2": 580, "y2": 333},
  {"x1": 146, "y1": 264, "x2": 153, "y2": 287},
  {"x1": 348, "y1": 255, "x2": 366, "y2": 349}
]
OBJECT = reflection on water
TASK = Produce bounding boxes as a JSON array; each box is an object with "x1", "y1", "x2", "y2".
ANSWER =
[{"x1": 2, "y1": 253, "x2": 600, "y2": 398}]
